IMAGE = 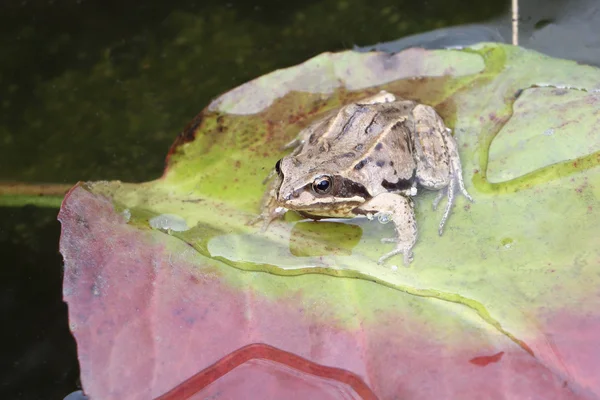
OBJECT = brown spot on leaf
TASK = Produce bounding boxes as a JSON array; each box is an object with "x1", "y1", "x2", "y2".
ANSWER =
[
  {"x1": 514, "y1": 89, "x2": 523, "y2": 99},
  {"x1": 172, "y1": 112, "x2": 204, "y2": 147}
]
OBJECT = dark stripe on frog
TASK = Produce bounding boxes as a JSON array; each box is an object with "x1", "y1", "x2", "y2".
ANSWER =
[
  {"x1": 381, "y1": 170, "x2": 416, "y2": 192},
  {"x1": 363, "y1": 112, "x2": 379, "y2": 135},
  {"x1": 336, "y1": 152, "x2": 355, "y2": 159},
  {"x1": 404, "y1": 133, "x2": 413, "y2": 154},
  {"x1": 301, "y1": 175, "x2": 371, "y2": 199},
  {"x1": 333, "y1": 175, "x2": 371, "y2": 199},
  {"x1": 389, "y1": 124, "x2": 412, "y2": 154},
  {"x1": 336, "y1": 105, "x2": 368, "y2": 139}
]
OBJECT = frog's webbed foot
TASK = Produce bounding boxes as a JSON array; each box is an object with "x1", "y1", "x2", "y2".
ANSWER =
[
  {"x1": 247, "y1": 206, "x2": 287, "y2": 232},
  {"x1": 378, "y1": 246, "x2": 414, "y2": 266},
  {"x1": 432, "y1": 187, "x2": 446, "y2": 211},
  {"x1": 379, "y1": 237, "x2": 414, "y2": 265},
  {"x1": 436, "y1": 170, "x2": 475, "y2": 236},
  {"x1": 437, "y1": 176, "x2": 456, "y2": 236},
  {"x1": 354, "y1": 193, "x2": 418, "y2": 266}
]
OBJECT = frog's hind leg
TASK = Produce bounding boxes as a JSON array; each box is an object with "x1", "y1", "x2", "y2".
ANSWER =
[
  {"x1": 445, "y1": 127, "x2": 474, "y2": 203},
  {"x1": 437, "y1": 174, "x2": 456, "y2": 235},
  {"x1": 410, "y1": 105, "x2": 473, "y2": 235},
  {"x1": 436, "y1": 127, "x2": 474, "y2": 235}
]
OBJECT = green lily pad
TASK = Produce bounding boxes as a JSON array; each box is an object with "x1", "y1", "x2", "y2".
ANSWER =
[{"x1": 59, "y1": 43, "x2": 600, "y2": 399}]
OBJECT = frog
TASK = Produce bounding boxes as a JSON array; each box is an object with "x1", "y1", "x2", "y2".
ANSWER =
[{"x1": 252, "y1": 90, "x2": 473, "y2": 265}]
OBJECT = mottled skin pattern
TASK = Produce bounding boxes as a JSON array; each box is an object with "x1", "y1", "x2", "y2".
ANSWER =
[{"x1": 253, "y1": 90, "x2": 473, "y2": 265}]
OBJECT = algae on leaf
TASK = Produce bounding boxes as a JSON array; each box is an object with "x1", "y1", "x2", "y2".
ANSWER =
[{"x1": 59, "y1": 44, "x2": 600, "y2": 400}]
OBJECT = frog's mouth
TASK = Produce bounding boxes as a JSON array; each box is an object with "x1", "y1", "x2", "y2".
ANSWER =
[{"x1": 281, "y1": 190, "x2": 366, "y2": 215}]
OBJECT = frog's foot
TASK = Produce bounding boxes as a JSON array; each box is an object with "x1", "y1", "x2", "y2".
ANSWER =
[
  {"x1": 247, "y1": 214, "x2": 265, "y2": 227},
  {"x1": 379, "y1": 237, "x2": 415, "y2": 265},
  {"x1": 451, "y1": 155, "x2": 474, "y2": 205},
  {"x1": 438, "y1": 171, "x2": 475, "y2": 235},
  {"x1": 247, "y1": 207, "x2": 287, "y2": 232},
  {"x1": 432, "y1": 188, "x2": 446, "y2": 211},
  {"x1": 378, "y1": 245, "x2": 414, "y2": 266},
  {"x1": 457, "y1": 177, "x2": 474, "y2": 203},
  {"x1": 438, "y1": 176, "x2": 456, "y2": 236}
]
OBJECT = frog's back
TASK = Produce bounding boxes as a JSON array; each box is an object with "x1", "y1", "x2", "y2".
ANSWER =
[{"x1": 295, "y1": 100, "x2": 418, "y2": 196}]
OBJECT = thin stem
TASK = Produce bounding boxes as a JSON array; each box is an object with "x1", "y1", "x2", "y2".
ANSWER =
[
  {"x1": 0, "y1": 182, "x2": 73, "y2": 208},
  {"x1": 512, "y1": 0, "x2": 519, "y2": 45}
]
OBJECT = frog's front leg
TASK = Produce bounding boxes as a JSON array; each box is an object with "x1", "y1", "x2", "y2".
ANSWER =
[
  {"x1": 248, "y1": 173, "x2": 287, "y2": 230},
  {"x1": 354, "y1": 193, "x2": 417, "y2": 265}
]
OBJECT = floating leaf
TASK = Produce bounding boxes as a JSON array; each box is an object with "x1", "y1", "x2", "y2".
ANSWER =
[{"x1": 59, "y1": 43, "x2": 600, "y2": 399}]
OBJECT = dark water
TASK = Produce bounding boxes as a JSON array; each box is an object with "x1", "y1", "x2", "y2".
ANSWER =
[{"x1": 2, "y1": 0, "x2": 594, "y2": 398}]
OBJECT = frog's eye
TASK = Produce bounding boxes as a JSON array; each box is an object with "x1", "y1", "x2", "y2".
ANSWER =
[
  {"x1": 274, "y1": 159, "x2": 282, "y2": 176},
  {"x1": 312, "y1": 176, "x2": 333, "y2": 194}
]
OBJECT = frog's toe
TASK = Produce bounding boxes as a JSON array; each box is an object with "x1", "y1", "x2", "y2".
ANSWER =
[
  {"x1": 377, "y1": 247, "x2": 413, "y2": 265},
  {"x1": 247, "y1": 215, "x2": 264, "y2": 226},
  {"x1": 432, "y1": 188, "x2": 446, "y2": 211},
  {"x1": 247, "y1": 213, "x2": 276, "y2": 233},
  {"x1": 463, "y1": 189, "x2": 474, "y2": 203},
  {"x1": 403, "y1": 251, "x2": 414, "y2": 265}
]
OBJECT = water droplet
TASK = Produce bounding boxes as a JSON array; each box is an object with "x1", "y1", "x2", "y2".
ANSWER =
[
  {"x1": 121, "y1": 208, "x2": 131, "y2": 222},
  {"x1": 377, "y1": 212, "x2": 391, "y2": 224},
  {"x1": 149, "y1": 214, "x2": 189, "y2": 232}
]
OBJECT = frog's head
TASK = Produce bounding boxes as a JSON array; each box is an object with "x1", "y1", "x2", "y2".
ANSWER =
[{"x1": 273, "y1": 156, "x2": 370, "y2": 214}]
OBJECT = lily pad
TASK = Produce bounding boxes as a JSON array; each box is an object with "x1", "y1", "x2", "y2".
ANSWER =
[{"x1": 59, "y1": 43, "x2": 600, "y2": 399}]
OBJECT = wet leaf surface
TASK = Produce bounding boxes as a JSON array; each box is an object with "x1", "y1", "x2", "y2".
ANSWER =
[{"x1": 59, "y1": 43, "x2": 600, "y2": 399}]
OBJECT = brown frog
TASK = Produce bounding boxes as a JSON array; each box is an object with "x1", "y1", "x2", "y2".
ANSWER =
[{"x1": 253, "y1": 90, "x2": 473, "y2": 265}]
